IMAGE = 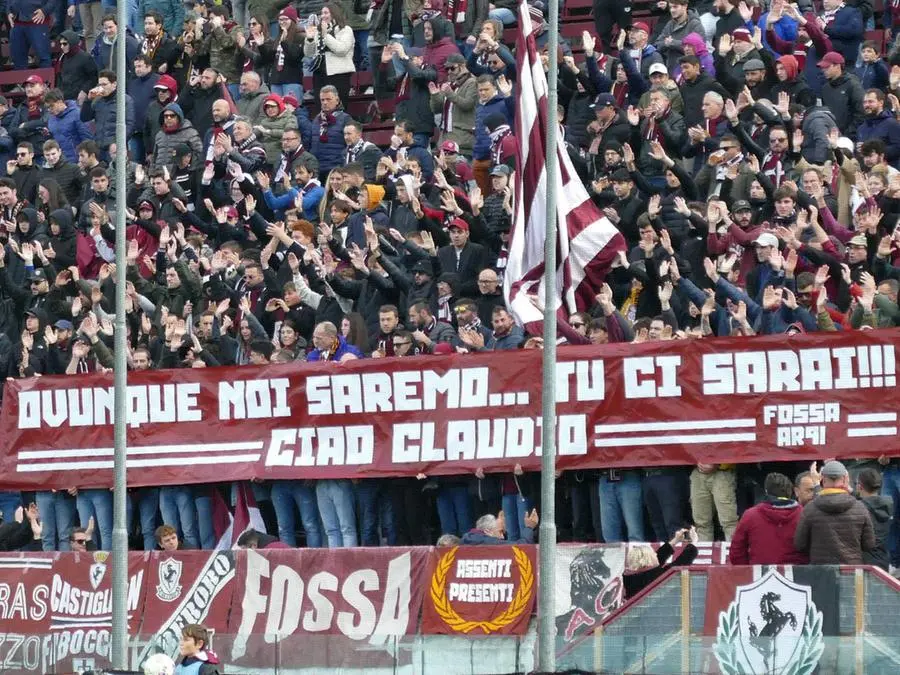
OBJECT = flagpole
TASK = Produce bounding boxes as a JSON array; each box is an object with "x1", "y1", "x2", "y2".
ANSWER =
[
  {"x1": 537, "y1": 0, "x2": 559, "y2": 669},
  {"x1": 111, "y1": 0, "x2": 130, "y2": 666}
]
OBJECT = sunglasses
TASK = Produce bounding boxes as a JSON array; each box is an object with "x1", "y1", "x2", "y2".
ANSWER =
[
  {"x1": 16, "y1": 152, "x2": 28, "y2": 157},
  {"x1": 393, "y1": 341, "x2": 410, "y2": 347},
  {"x1": 72, "y1": 538, "x2": 87, "y2": 544}
]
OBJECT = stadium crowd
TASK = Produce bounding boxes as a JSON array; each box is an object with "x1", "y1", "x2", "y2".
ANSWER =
[{"x1": 0, "y1": 0, "x2": 899, "y2": 573}]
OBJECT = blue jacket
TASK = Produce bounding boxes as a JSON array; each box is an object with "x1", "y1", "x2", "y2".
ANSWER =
[
  {"x1": 307, "y1": 335, "x2": 364, "y2": 361},
  {"x1": 473, "y1": 94, "x2": 514, "y2": 160},
  {"x1": 461, "y1": 527, "x2": 535, "y2": 544},
  {"x1": 824, "y1": 6, "x2": 864, "y2": 65},
  {"x1": 126, "y1": 71, "x2": 161, "y2": 131},
  {"x1": 81, "y1": 91, "x2": 135, "y2": 149},
  {"x1": 856, "y1": 59, "x2": 890, "y2": 92},
  {"x1": 263, "y1": 183, "x2": 325, "y2": 221},
  {"x1": 91, "y1": 33, "x2": 140, "y2": 73},
  {"x1": 758, "y1": 13, "x2": 798, "y2": 55},
  {"x1": 140, "y1": 0, "x2": 184, "y2": 37},
  {"x1": 297, "y1": 109, "x2": 350, "y2": 175},
  {"x1": 857, "y1": 110, "x2": 900, "y2": 164},
  {"x1": 9, "y1": 0, "x2": 57, "y2": 21},
  {"x1": 48, "y1": 101, "x2": 94, "y2": 162}
]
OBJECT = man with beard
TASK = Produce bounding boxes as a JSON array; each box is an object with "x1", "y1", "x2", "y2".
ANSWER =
[
  {"x1": 597, "y1": 168, "x2": 646, "y2": 248},
  {"x1": 5, "y1": 142, "x2": 40, "y2": 204},
  {"x1": 857, "y1": 89, "x2": 900, "y2": 163},
  {"x1": 408, "y1": 300, "x2": 455, "y2": 353},
  {"x1": 429, "y1": 53, "x2": 477, "y2": 156},
  {"x1": 369, "y1": 304, "x2": 401, "y2": 357},
  {"x1": 140, "y1": 10, "x2": 180, "y2": 73},
  {"x1": 181, "y1": 69, "x2": 226, "y2": 141}
]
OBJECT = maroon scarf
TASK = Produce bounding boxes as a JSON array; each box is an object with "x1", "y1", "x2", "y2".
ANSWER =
[{"x1": 319, "y1": 110, "x2": 336, "y2": 141}]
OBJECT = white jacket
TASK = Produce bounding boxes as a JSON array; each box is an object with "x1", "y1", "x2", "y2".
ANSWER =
[{"x1": 304, "y1": 25, "x2": 356, "y2": 75}]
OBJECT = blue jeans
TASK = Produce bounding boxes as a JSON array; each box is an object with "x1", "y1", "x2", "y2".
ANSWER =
[
  {"x1": 159, "y1": 486, "x2": 199, "y2": 548},
  {"x1": 436, "y1": 484, "x2": 472, "y2": 536},
  {"x1": 413, "y1": 132, "x2": 432, "y2": 150},
  {"x1": 0, "y1": 491, "x2": 22, "y2": 523},
  {"x1": 271, "y1": 83, "x2": 304, "y2": 102},
  {"x1": 355, "y1": 479, "x2": 396, "y2": 546},
  {"x1": 883, "y1": 467, "x2": 900, "y2": 566},
  {"x1": 643, "y1": 471, "x2": 685, "y2": 542},
  {"x1": 126, "y1": 488, "x2": 159, "y2": 551},
  {"x1": 128, "y1": 135, "x2": 145, "y2": 164},
  {"x1": 10, "y1": 23, "x2": 51, "y2": 69},
  {"x1": 316, "y1": 480, "x2": 358, "y2": 547},
  {"x1": 489, "y1": 7, "x2": 516, "y2": 24},
  {"x1": 599, "y1": 471, "x2": 646, "y2": 542},
  {"x1": 502, "y1": 493, "x2": 533, "y2": 542},
  {"x1": 353, "y1": 30, "x2": 370, "y2": 71},
  {"x1": 194, "y1": 490, "x2": 215, "y2": 550},
  {"x1": 36, "y1": 491, "x2": 77, "y2": 551},
  {"x1": 76, "y1": 489, "x2": 113, "y2": 551},
  {"x1": 271, "y1": 480, "x2": 323, "y2": 547}
]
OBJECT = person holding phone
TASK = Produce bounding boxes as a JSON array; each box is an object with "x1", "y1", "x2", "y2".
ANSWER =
[
  {"x1": 304, "y1": 3, "x2": 356, "y2": 102},
  {"x1": 623, "y1": 526, "x2": 699, "y2": 600}
]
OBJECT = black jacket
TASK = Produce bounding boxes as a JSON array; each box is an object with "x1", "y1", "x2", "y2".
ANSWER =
[
  {"x1": 821, "y1": 72, "x2": 865, "y2": 140},
  {"x1": 860, "y1": 494, "x2": 891, "y2": 571},
  {"x1": 623, "y1": 542, "x2": 698, "y2": 599},
  {"x1": 437, "y1": 241, "x2": 490, "y2": 296},
  {"x1": 57, "y1": 31, "x2": 99, "y2": 100}
]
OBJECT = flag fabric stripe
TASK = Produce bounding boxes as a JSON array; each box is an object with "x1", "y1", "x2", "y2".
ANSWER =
[
  {"x1": 213, "y1": 483, "x2": 267, "y2": 550},
  {"x1": 503, "y1": 0, "x2": 626, "y2": 333}
]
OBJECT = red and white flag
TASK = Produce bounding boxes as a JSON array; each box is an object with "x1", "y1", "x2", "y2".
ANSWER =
[
  {"x1": 212, "y1": 483, "x2": 267, "y2": 550},
  {"x1": 504, "y1": 1, "x2": 626, "y2": 332}
]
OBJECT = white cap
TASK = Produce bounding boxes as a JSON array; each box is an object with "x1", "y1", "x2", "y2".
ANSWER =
[
  {"x1": 753, "y1": 232, "x2": 779, "y2": 248},
  {"x1": 648, "y1": 63, "x2": 668, "y2": 76},
  {"x1": 143, "y1": 653, "x2": 175, "y2": 675},
  {"x1": 836, "y1": 136, "x2": 855, "y2": 152}
]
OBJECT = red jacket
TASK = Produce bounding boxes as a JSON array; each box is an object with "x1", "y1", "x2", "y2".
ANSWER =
[{"x1": 729, "y1": 499, "x2": 809, "y2": 565}]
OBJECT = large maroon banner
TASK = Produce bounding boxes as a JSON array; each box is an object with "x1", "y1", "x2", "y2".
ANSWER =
[{"x1": 2, "y1": 330, "x2": 898, "y2": 490}]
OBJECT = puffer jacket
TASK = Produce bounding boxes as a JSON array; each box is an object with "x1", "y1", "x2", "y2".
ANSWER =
[
  {"x1": 794, "y1": 488, "x2": 876, "y2": 564},
  {"x1": 81, "y1": 90, "x2": 135, "y2": 149},
  {"x1": 729, "y1": 499, "x2": 809, "y2": 565},
  {"x1": 298, "y1": 108, "x2": 351, "y2": 175},
  {"x1": 47, "y1": 101, "x2": 94, "y2": 164},
  {"x1": 56, "y1": 30, "x2": 99, "y2": 101},
  {"x1": 860, "y1": 495, "x2": 892, "y2": 571},
  {"x1": 42, "y1": 156, "x2": 83, "y2": 206},
  {"x1": 153, "y1": 103, "x2": 204, "y2": 171},
  {"x1": 199, "y1": 21, "x2": 244, "y2": 85},
  {"x1": 820, "y1": 71, "x2": 865, "y2": 140},
  {"x1": 255, "y1": 95, "x2": 299, "y2": 163},
  {"x1": 430, "y1": 71, "x2": 477, "y2": 156},
  {"x1": 144, "y1": 75, "x2": 179, "y2": 159},
  {"x1": 303, "y1": 24, "x2": 356, "y2": 76}
]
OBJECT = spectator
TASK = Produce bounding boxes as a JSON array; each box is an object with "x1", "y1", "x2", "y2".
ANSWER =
[
  {"x1": 80, "y1": 70, "x2": 135, "y2": 158},
  {"x1": 729, "y1": 472, "x2": 808, "y2": 565},
  {"x1": 794, "y1": 460, "x2": 876, "y2": 564},
  {"x1": 623, "y1": 526, "x2": 698, "y2": 600},
  {"x1": 9, "y1": 0, "x2": 54, "y2": 69},
  {"x1": 304, "y1": 4, "x2": 355, "y2": 102},
  {"x1": 236, "y1": 528, "x2": 290, "y2": 548},
  {"x1": 462, "y1": 510, "x2": 539, "y2": 544},
  {"x1": 92, "y1": 14, "x2": 140, "y2": 73},
  {"x1": 856, "y1": 468, "x2": 891, "y2": 571},
  {"x1": 175, "y1": 624, "x2": 221, "y2": 675},
  {"x1": 56, "y1": 30, "x2": 100, "y2": 102}
]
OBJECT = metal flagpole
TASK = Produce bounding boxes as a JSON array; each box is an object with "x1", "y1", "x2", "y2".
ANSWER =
[
  {"x1": 111, "y1": 0, "x2": 130, "y2": 665},
  {"x1": 538, "y1": 0, "x2": 559, "y2": 669}
]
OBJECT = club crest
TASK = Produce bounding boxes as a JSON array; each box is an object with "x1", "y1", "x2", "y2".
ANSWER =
[
  {"x1": 714, "y1": 569, "x2": 824, "y2": 675},
  {"x1": 156, "y1": 557, "x2": 184, "y2": 602}
]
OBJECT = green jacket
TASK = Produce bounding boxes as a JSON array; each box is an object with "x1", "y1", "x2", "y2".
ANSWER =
[
  {"x1": 256, "y1": 106, "x2": 299, "y2": 163},
  {"x1": 198, "y1": 22, "x2": 244, "y2": 85},
  {"x1": 127, "y1": 260, "x2": 202, "y2": 319}
]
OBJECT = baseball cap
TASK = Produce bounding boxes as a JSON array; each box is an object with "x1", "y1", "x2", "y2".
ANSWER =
[
  {"x1": 631, "y1": 21, "x2": 650, "y2": 33},
  {"x1": 411, "y1": 260, "x2": 434, "y2": 275},
  {"x1": 225, "y1": 206, "x2": 239, "y2": 219},
  {"x1": 24, "y1": 75, "x2": 43, "y2": 85},
  {"x1": 731, "y1": 200, "x2": 752, "y2": 213},
  {"x1": 817, "y1": 51, "x2": 845, "y2": 68},
  {"x1": 753, "y1": 233, "x2": 779, "y2": 248},
  {"x1": 490, "y1": 164, "x2": 511, "y2": 177},
  {"x1": 54, "y1": 319, "x2": 73, "y2": 331},
  {"x1": 821, "y1": 460, "x2": 848, "y2": 478},
  {"x1": 440, "y1": 140, "x2": 460, "y2": 154},
  {"x1": 448, "y1": 218, "x2": 469, "y2": 232},
  {"x1": 848, "y1": 234, "x2": 868, "y2": 247},
  {"x1": 743, "y1": 58, "x2": 766, "y2": 72},
  {"x1": 591, "y1": 93, "x2": 617, "y2": 109},
  {"x1": 138, "y1": 200, "x2": 155, "y2": 211},
  {"x1": 28, "y1": 268, "x2": 48, "y2": 282},
  {"x1": 648, "y1": 63, "x2": 668, "y2": 76}
]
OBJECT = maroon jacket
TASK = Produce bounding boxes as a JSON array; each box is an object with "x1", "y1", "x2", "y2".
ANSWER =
[{"x1": 729, "y1": 499, "x2": 809, "y2": 565}]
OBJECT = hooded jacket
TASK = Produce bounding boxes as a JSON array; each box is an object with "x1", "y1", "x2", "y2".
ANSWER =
[
  {"x1": 48, "y1": 208, "x2": 77, "y2": 270},
  {"x1": 654, "y1": 9, "x2": 706, "y2": 72},
  {"x1": 794, "y1": 488, "x2": 876, "y2": 564},
  {"x1": 801, "y1": 106, "x2": 838, "y2": 164},
  {"x1": 860, "y1": 494, "x2": 891, "y2": 570},
  {"x1": 47, "y1": 100, "x2": 94, "y2": 166},
  {"x1": 56, "y1": 30, "x2": 99, "y2": 102},
  {"x1": 682, "y1": 32, "x2": 714, "y2": 78},
  {"x1": 422, "y1": 18, "x2": 462, "y2": 81},
  {"x1": 153, "y1": 103, "x2": 204, "y2": 171},
  {"x1": 729, "y1": 498, "x2": 809, "y2": 565},
  {"x1": 769, "y1": 55, "x2": 814, "y2": 108},
  {"x1": 144, "y1": 75, "x2": 179, "y2": 158},
  {"x1": 256, "y1": 94, "x2": 299, "y2": 163}
]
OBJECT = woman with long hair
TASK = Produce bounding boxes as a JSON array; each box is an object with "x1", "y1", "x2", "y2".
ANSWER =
[
  {"x1": 277, "y1": 318, "x2": 307, "y2": 360},
  {"x1": 304, "y1": 3, "x2": 355, "y2": 102},
  {"x1": 318, "y1": 168, "x2": 349, "y2": 223},
  {"x1": 262, "y1": 7, "x2": 305, "y2": 101},
  {"x1": 35, "y1": 178, "x2": 69, "y2": 224},
  {"x1": 341, "y1": 312, "x2": 369, "y2": 353},
  {"x1": 236, "y1": 14, "x2": 270, "y2": 76}
]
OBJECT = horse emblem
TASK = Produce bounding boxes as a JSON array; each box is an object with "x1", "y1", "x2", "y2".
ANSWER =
[{"x1": 715, "y1": 569, "x2": 824, "y2": 675}]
